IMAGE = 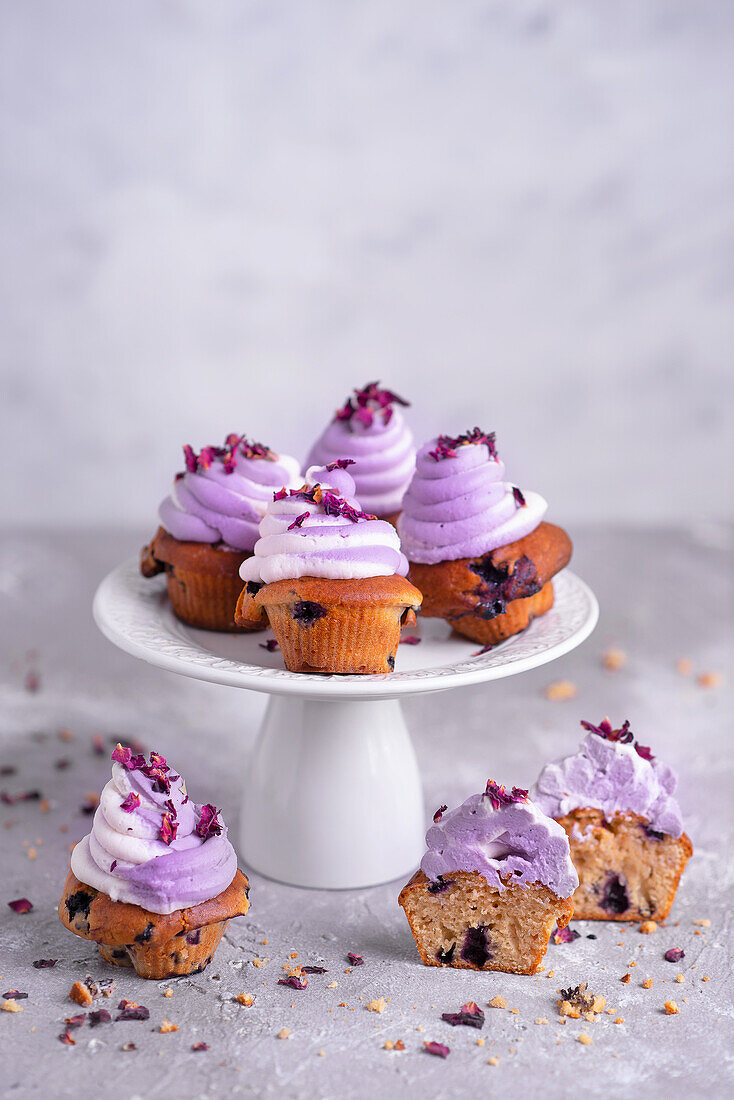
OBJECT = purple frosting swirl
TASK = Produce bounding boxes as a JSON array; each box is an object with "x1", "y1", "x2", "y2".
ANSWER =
[
  {"x1": 70, "y1": 756, "x2": 237, "y2": 914},
  {"x1": 531, "y1": 731, "x2": 684, "y2": 837},
  {"x1": 421, "y1": 786, "x2": 578, "y2": 898},
  {"x1": 398, "y1": 435, "x2": 546, "y2": 563},
  {"x1": 158, "y1": 439, "x2": 301, "y2": 552},
  {"x1": 306, "y1": 406, "x2": 415, "y2": 517}
]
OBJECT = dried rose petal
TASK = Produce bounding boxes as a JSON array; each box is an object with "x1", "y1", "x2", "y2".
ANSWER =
[
  {"x1": 423, "y1": 1041, "x2": 450, "y2": 1058},
  {"x1": 483, "y1": 781, "x2": 528, "y2": 808},
  {"x1": 278, "y1": 975, "x2": 307, "y2": 990},
  {"x1": 664, "y1": 948, "x2": 685, "y2": 963},
  {"x1": 335, "y1": 383, "x2": 409, "y2": 427},
  {"x1": 1, "y1": 789, "x2": 41, "y2": 805},
  {"x1": 429, "y1": 428, "x2": 496, "y2": 462},
  {"x1": 552, "y1": 925, "x2": 581, "y2": 944},
  {"x1": 65, "y1": 1013, "x2": 86, "y2": 1027},
  {"x1": 287, "y1": 512, "x2": 310, "y2": 531},
  {"x1": 401, "y1": 635, "x2": 421, "y2": 645},
  {"x1": 196, "y1": 804, "x2": 222, "y2": 840},
  {"x1": 120, "y1": 793, "x2": 140, "y2": 813},
  {"x1": 581, "y1": 718, "x2": 633, "y2": 744},
  {"x1": 32, "y1": 959, "x2": 57, "y2": 969},
  {"x1": 302, "y1": 966, "x2": 327, "y2": 974},
  {"x1": 259, "y1": 639, "x2": 280, "y2": 652},
  {"x1": 111, "y1": 745, "x2": 146, "y2": 770},
  {"x1": 58, "y1": 1029, "x2": 76, "y2": 1046},
  {"x1": 192, "y1": 1042, "x2": 209, "y2": 1051},
  {"x1": 433, "y1": 804, "x2": 447, "y2": 823},
  {"x1": 3, "y1": 991, "x2": 28, "y2": 1000},
  {"x1": 346, "y1": 953, "x2": 364, "y2": 967},
  {"x1": 116, "y1": 1003, "x2": 149, "y2": 1022},
  {"x1": 441, "y1": 1002, "x2": 484, "y2": 1029},
  {"x1": 512, "y1": 486, "x2": 526, "y2": 507},
  {"x1": 88, "y1": 1009, "x2": 112, "y2": 1027},
  {"x1": 160, "y1": 813, "x2": 178, "y2": 845},
  {"x1": 8, "y1": 898, "x2": 33, "y2": 914},
  {"x1": 325, "y1": 459, "x2": 356, "y2": 471},
  {"x1": 635, "y1": 744, "x2": 655, "y2": 761}
]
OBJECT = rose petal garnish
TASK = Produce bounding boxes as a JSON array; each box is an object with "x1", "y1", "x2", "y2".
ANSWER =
[
  {"x1": 116, "y1": 1001, "x2": 149, "y2": 1021},
  {"x1": 278, "y1": 976, "x2": 307, "y2": 990},
  {"x1": 3, "y1": 990, "x2": 28, "y2": 1000},
  {"x1": 483, "y1": 781, "x2": 528, "y2": 808},
  {"x1": 552, "y1": 925, "x2": 581, "y2": 944},
  {"x1": 259, "y1": 639, "x2": 280, "y2": 652},
  {"x1": 335, "y1": 383, "x2": 409, "y2": 426},
  {"x1": 160, "y1": 813, "x2": 178, "y2": 846},
  {"x1": 58, "y1": 1029, "x2": 76, "y2": 1045},
  {"x1": 192, "y1": 1042, "x2": 209, "y2": 1051},
  {"x1": 441, "y1": 1002, "x2": 485, "y2": 1029},
  {"x1": 423, "y1": 1041, "x2": 450, "y2": 1058},
  {"x1": 346, "y1": 953, "x2": 364, "y2": 967},
  {"x1": 287, "y1": 512, "x2": 310, "y2": 531},
  {"x1": 401, "y1": 635, "x2": 421, "y2": 645},
  {"x1": 325, "y1": 458, "x2": 356, "y2": 470},
  {"x1": 89, "y1": 1009, "x2": 112, "y2": 1027},
  {"x1": 120, "y1": 792, "x2": 140, "y2": 813},
  {"x1": 512, "y1": 486, "x2": 526, "y2": 507},
  {"x1": 32, "y1": 959, "x2": 57, "y2": 968},
  {"x1": 0, "y1": 789, "x2": 41, "y2": 805},
  {"x1": 8, "y1": 898, "x2": 33, "y2": 914},
  {"x1": 429, "y1": 428, "x2": 497, "y2": 462},
  {"x1": 664, "y1": 948, "x2": 685, "y2": 963},
  {"x1": 433, "y1": 805, "x2": 447, "y2": 823},
  {"x1": 302, "y1": 966, "x2": 327, "y2": 974},
  {"x1": 196, "y1": 803, "x2": 222, "y2": 840},
  {"x1": 111, "y1": 744, "x2": 146, "y2": 770},
  {"x1": 580, "y1": 718, "x2": 634, "y2": 744},
  {"x1": 635, "y1": 743, "x2": 655, "y2": 761}
]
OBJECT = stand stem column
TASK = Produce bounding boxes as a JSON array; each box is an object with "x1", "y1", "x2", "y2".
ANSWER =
[{"x1": 240, "y1": 695, "x2": 424, "y2": 889}]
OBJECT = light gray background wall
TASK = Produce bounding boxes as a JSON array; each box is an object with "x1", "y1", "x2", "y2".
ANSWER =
[{"x1": 2, "y1": 1, "x2": 732, "y2": 527}]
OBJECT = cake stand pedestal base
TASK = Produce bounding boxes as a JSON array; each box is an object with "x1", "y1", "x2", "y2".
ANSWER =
[{"x1": 240, "y1": 696, "x2": 424, "y2": 889}]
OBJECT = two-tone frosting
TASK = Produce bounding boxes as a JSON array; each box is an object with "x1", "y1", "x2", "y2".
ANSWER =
[
  {"x1": 421, "y1": 781, "x2": 578, "y2": 898},
  {"x1": 531, "y1": 719, "x2": 684, "y2": 838},
  {"x1": 306, "y1": 383, "x2": 415, "y2": 517},
  {"x1": 239, "y1": 462, "x2": 409, "y2": 584},
  {"x1": 398, "y1": 428, "x2": 547, "y2": 564},
  {"x1": 70, "y1": 747, "x2": 238, "y2": 914},
  {"x1": 158, "y1": 434, "x2": 301, "y2": 552}
]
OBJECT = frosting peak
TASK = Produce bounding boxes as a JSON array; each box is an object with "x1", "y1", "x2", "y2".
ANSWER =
[
  {"x1": 531, "y1": 720, "x2": 684, "y2": 837},
  {"x1": 158, "y1": 433, "x2": 301, "y2": 552},
  {"x1": 306, "y1": 383, "x2": 415, "y2": 516},
  {"x1": 70, "y1": 747, "x2": 237, "y2": 914},
  {"x1": 421, "y1": 780, "x2": 578, "y2": 898},
  {"x1": 239, "y1": 464, "x2": 409, "y2": 584},
  {"x1": 398, "y1": 429, "x2": 546, "y2": 564}
]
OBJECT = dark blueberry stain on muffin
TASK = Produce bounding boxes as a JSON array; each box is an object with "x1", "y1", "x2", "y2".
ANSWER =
[
  {"x1": 292, "y1": 600, "x2": 327, "y2": 626},
  {"x1": 134, "y1": 921, "x2": 154, "y2": 944},
  {"x1": 460, "y1": 925, "x2": 491, "y2": 968},
  {"x1": 246, "y1": 581, "x2": 263, "y2": 596},
  {"x1": 186, "y1": 929, "x2": 201, "y2": 945},
  {"x1": 387, "y1": 655, "x2": 395, "y2": 670},
  {"x1": 599, "y1": 873, "x2": 629, "y2": 914},
  {"x1": 66, "y1": 890, "x2": 93, "y2": 921},
  {"x1": 470, "y1": 554, "x2": 540, "y2": 620},
  {"x1": 111, "y1": 948, "x2": 129, "y2": 960},
  {"x1": 427, "y1": 876, "x2": 453, "y2": 895},
  {"x1": 437, "y1": 943, "x2": 456, "y2": 964},
  {"x1": 643, "y1": 824, "x2": 666, "y2": 841}
]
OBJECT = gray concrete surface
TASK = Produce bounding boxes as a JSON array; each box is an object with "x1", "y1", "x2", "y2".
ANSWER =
[{"x1": 1, "y1": 525, "x2": 732, "y2": 1098}]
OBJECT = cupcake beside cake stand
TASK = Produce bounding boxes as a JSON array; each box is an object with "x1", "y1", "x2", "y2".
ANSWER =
[{"x1": 93, "y1": 560, "x2": 598, "y2": 890}]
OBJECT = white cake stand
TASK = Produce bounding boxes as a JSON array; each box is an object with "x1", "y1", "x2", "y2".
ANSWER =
[{"x1": 93, "y1": 560, "x2": 598, "y2": 890}]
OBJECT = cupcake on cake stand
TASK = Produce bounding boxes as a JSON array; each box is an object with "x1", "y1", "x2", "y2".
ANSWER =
[{"x1": 93, "y1": 561, "x2": 597, "y2": 889}]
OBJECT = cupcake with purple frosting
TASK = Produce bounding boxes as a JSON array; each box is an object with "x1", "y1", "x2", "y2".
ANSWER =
[
  {"x1": 141, "y1": 434, "x2": 301, "y2": 631},
  {"x1": 398, "y1": 428, "x2": 572, "y2": 647},
  {"x1": 532, "y1": 718, "x2": 693, "y2": 922},
  {"x1": 59, "y1": 745, "x2": 250, "y2": 979},
  {"x1": 306, "y1": 383, "x2": 415, "y2": 524},
  {"x1": 234, "y1": 460, "x2": 422, "y2": 673},
  {"x1": 399, "y1": 781, "x2": 578, "y2": 974}
]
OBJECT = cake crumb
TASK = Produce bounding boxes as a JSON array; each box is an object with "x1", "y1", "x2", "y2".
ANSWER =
[
  {"x1": 327, "y1": 981, "x2": 337, "y2": 989},
  {"x1": 693, "y1": 919, "x2": 711, "y2": 927},
  {"x1": 476, "y1": 1037, "x2": 485, "y2": 1046},
  {"x1": 642, "y1": 978, "x2": 653, "y2": 989},
  {"x1": 614, "y1": 1017, "x2": 624, "y2": 1024},
  {"x1": 318, "y1": 1049, "x2": 325, "y2": 1057},
  {"x1": 577, "y1": 1033, "x2": 593, "y2": 1045},
  {"x1": 69, "y1": 981, "x2": 93, "y2": 1007},
  {"x1": 702, "y1": 977, "x2": 710, "y2": 982},
  {"x1": 488, "y1": 1056, "x2": 500, "y2": 1066},
  {"x1": 510, "y1": 1008, "x2": 519, "y2": 1015},
  {"x1": 383, "y1": 1040, "x2": 394, "y2": 1050},
  {"x1": 235, "y1": 994, "x2": 254, "y2": 1006},
  {"x1": 664, "y1": 1001, "x2": 679, "y2": 1015},
  {"x1": 535, "y1": 1017, "x2": 549, "y2": 1025},
  {"x1": 163, "y1": 989, "x2": 173, "y2": 998},
  {"x1": 697, "y1": 672, "x2": 722, "y2": 689},
  {"x1": 28, "y1": 847, "x2": 37, "y2": 860},
  {"x1": 252, "y1": 958, "x2": 264, "y2": 968},
  {"x1": 277, "y1": 1028, "x2": 291, "y2": 1039},
  {"x1": 488, "y1": 995, "x2": 507, "y2": 1009},
  {"x1": 159, "y1": 1020, "x2": 178, "y2": 1033},
  {"x1": 675, "y1": 658, "x2": 693, "y2": 676},
  {"x1": 558, "y1": 983, "x2": 605, "y2": 1020},
  {"x1": 676, "y1": 974, "x2": 685, "y2": 984},
  {"x1": 366, "y1": 997, "x2": 387, "y2": 1014},
  {"x1": 1, "y1": 1000, "x2": 22, "y2": 1013},
  {"x1": 639, "y1": 921, "x2": 657, "y2": 935},
  {"x1": 289, "y1": 951, "x2": 298, "y2": 959},
  {"x1": 546, "y1": 969, "x2": 554, "y2": 978},
  {"x1": 603, "y1": 648, "x2": 627, "y2": 671},
  {"x1": 545, "y1": 680, "x2": 577, "y2": 701}
]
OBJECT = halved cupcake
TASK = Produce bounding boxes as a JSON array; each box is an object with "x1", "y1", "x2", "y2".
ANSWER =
[
  {"x1": 59, "y1": 746, "x2": 250, "y2": 979},
  {"x1": 235, "y1": 461, "x2": 422, "y2": 673},
  {"x1": 532, "y1": 718, "x2": 692, "y2": 921},
  {"x1": 141, "y1": 434, "x2": 300, "y2": 631},
  {"x1": 398, "y1": 428, "x2": 571, "y2": 646},
  {"x1": 306, "y1": 382, "x2": 415, "y2": 524},
  {"x1": 399, "y1": 781, "x2": 578, "y2": 974}
]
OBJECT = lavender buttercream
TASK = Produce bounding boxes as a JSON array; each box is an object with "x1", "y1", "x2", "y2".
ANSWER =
[
  {"x1": 531, "y1": 720, "x2": 684, "y2": 837},
  {"x1": 398, "y1": 429, "x2": 547, "y2": 564},
  {"x1": 421, "y1": 782, "x2": 578, "y2": 898},
  {"x1": 158, "y1": 434, "x2": 301, "y2": 552},
  {"x1": 306, "y1": 384, "x2": 415, "y2": 516},
  {"x1": 70, "y1": 749, "x2": 237, "y2": 914},
  {"x1": 239, "y1": 463, "x2": 409, "y2": 584}
]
